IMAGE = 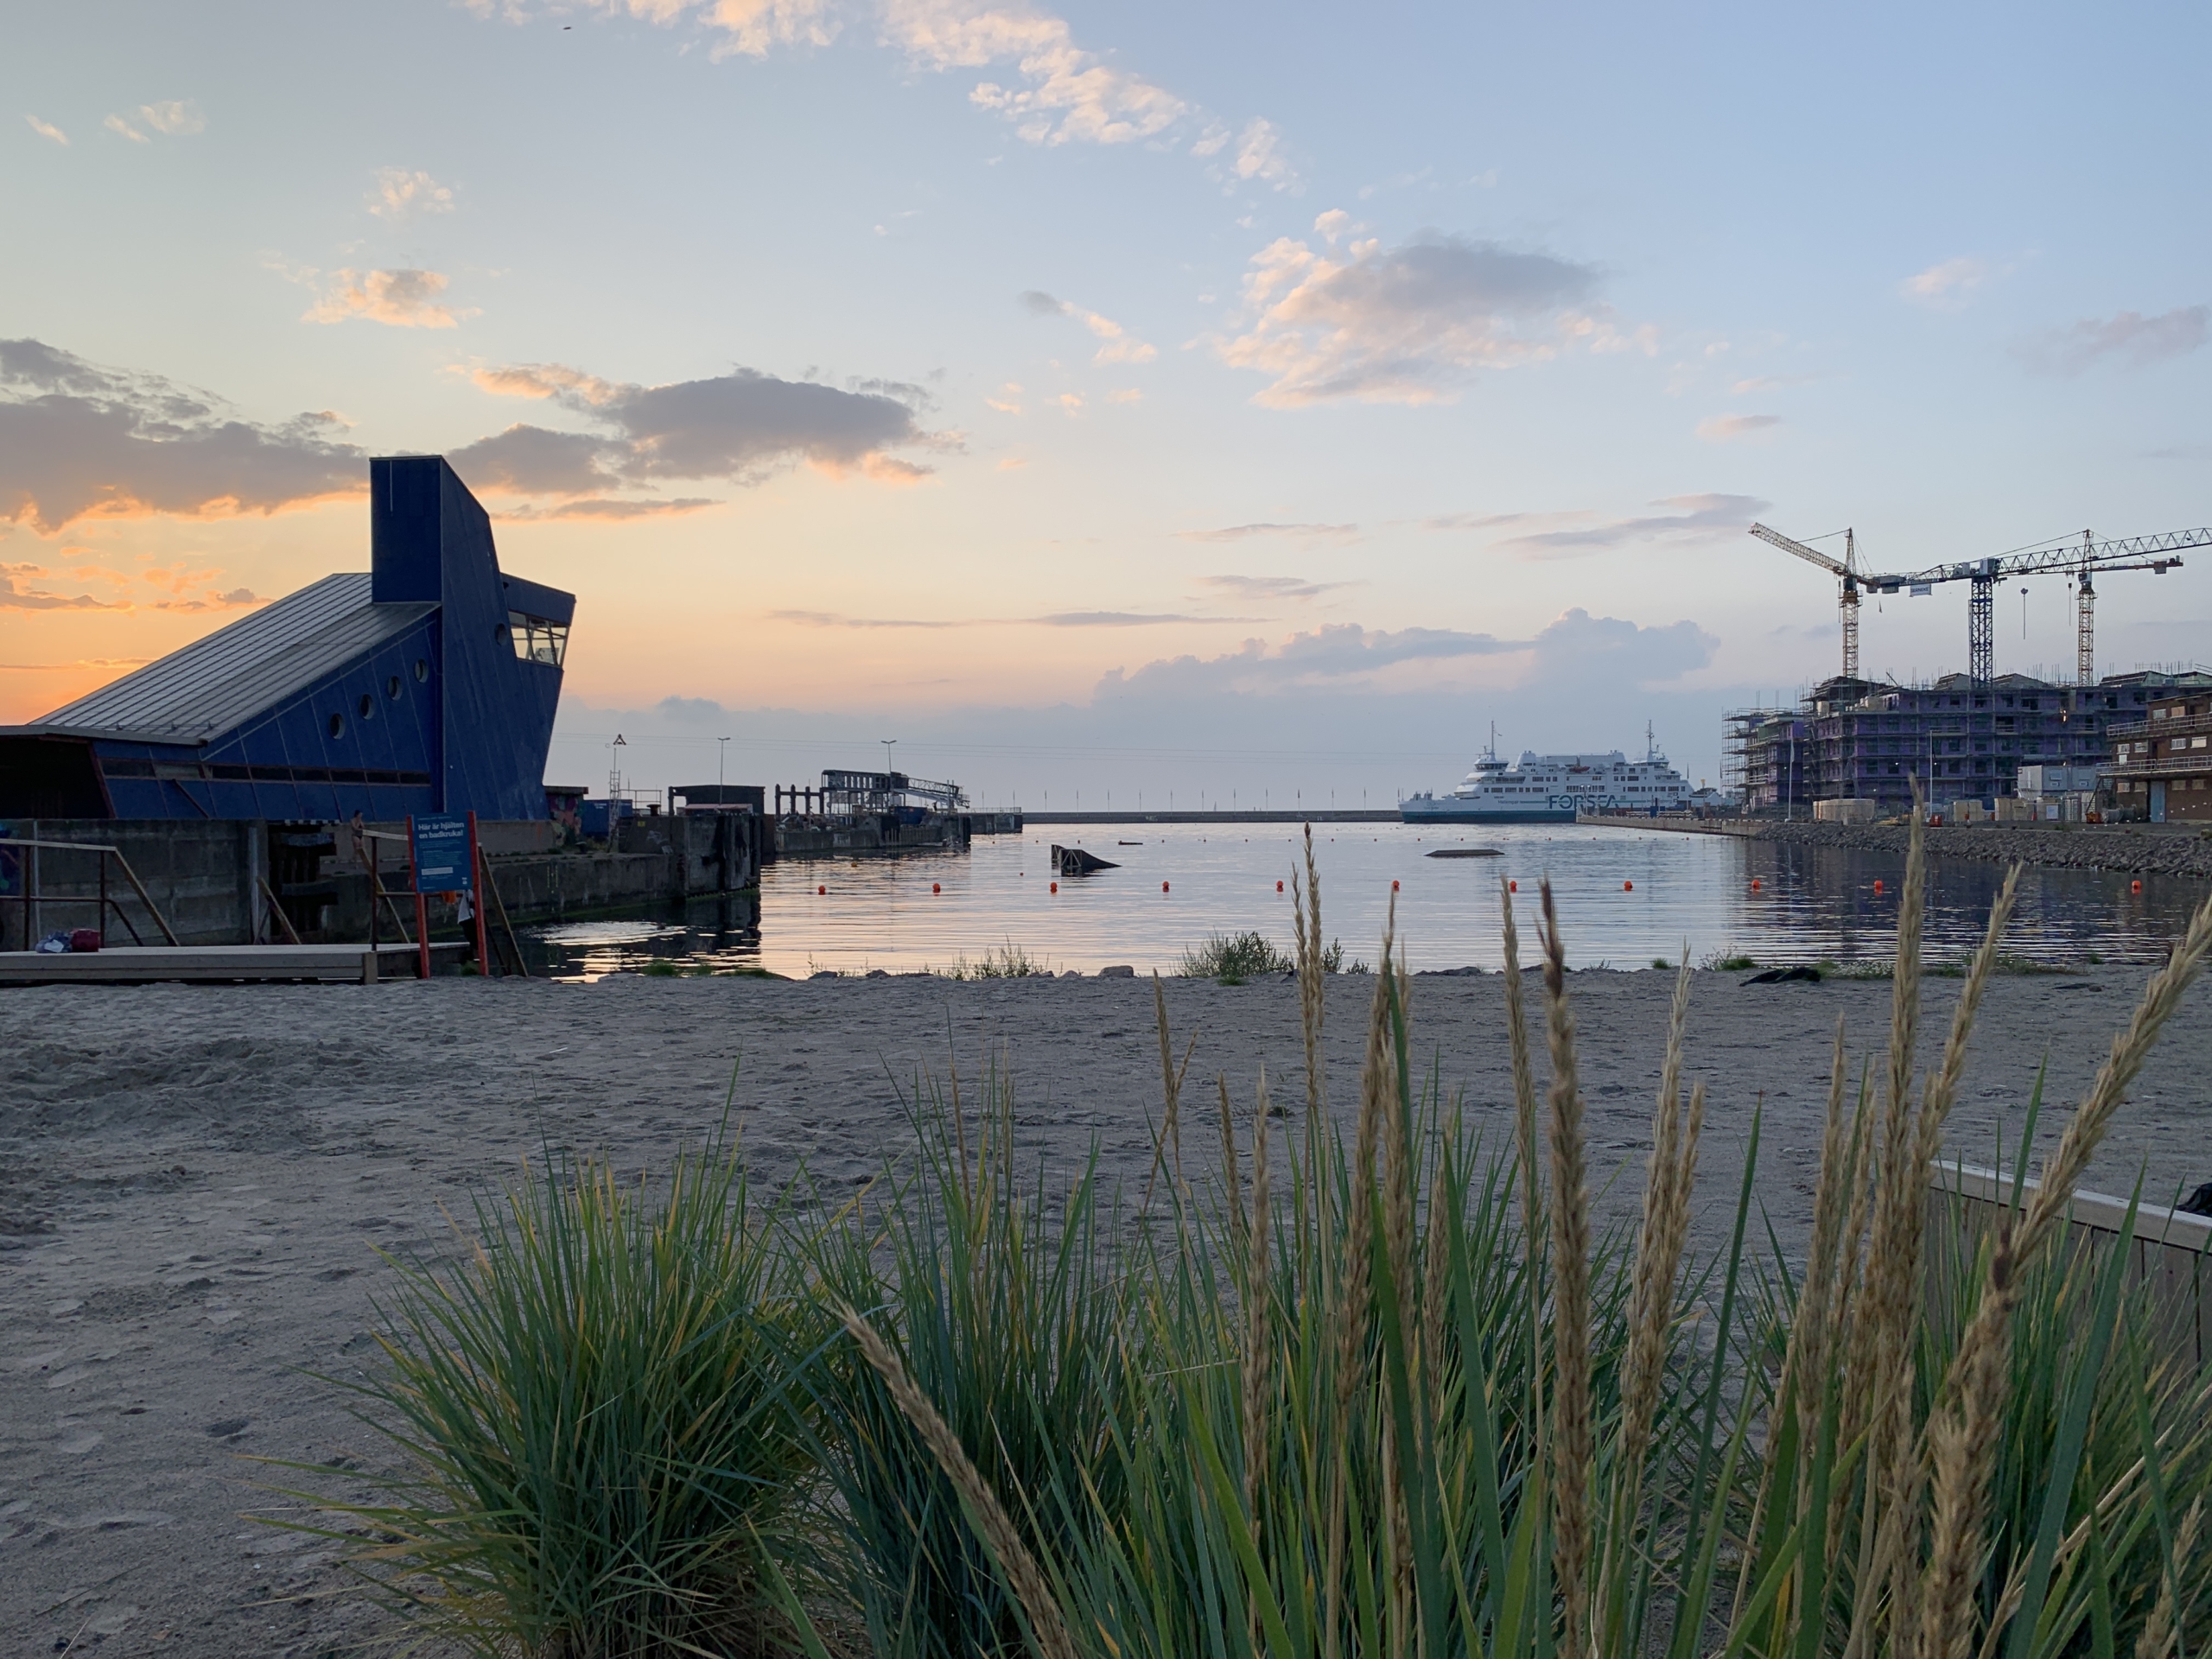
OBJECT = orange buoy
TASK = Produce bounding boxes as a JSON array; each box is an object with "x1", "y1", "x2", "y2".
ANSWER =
[
  {"x1": 817, "y1": 884, "x2": 826, "y2": 895},
  {"x1": 1051, "y1": 880, "x2": 1058, "y2": 893},
  {"x1": 1276, "y1": 880, "x2": 1284, "y2": 892},
  {"x1": 2133, "y1": 880, "x2": 2143, "y2": 893},
  {"x1": 1751, "y1": 878, "x2": 1761, "y2": 891},
  {"x1": 1162, "y1": 880, "x2": 1171, "y2": 892},
  {"x1": 1873, "y1": 879, "x2": 1884, "y2": 893},
  {"x1": 932, "y1": 882, "x2": 941, "y2": 893},
  {"x1": 1392, "y1": 879, "x2": 1400, "y2": 891},
  {"x1": 1624, "y1": 880, "x2": 1633, "y2": 892},
  {"x1": 1509, "y1": 879, "x2": 1517, "y2": 893}
]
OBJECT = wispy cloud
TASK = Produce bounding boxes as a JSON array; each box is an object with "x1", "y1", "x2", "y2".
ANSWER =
[
  {"x1": 1193, "y1": 573, "x2": 1351, "y2": 600},
  {"x1": 767, "y1": 606, "x2": 1253, "y2": 629},
  {"x1": 22, "y1": 114, "x2": 67, "y2": 146},
  {"x1": 476, "y1": 0, "x2": 1289, "y2": 184},
  {"x1": 1229, "y1": 118, "x2": 1297, "y2": 191},
  {"x1": 1730, "y1": 372, "x2": 1819, "y2": 394},
  {"x1": 1, "y1": 554, "x2": 259, "y2": 613},
  {"x1": 101, "y1": 100, "x2": 204, "y2": 145},
  {"x1": 1216, "y1": 210, "x2": 1638, "y2": 406},
  {"x1": 1176, "y1": 524, "x2": 1357, "y2": 543},
  {"x1": 2014, "y1": 306, "x2": 2209, "y2": 376},
  {"x1": 301, "y1": 267, "x2": 474, "y2": 328},
  {"x1": 1431, "y1": 492, "x2": 1769, "y2": 560},
  {"x1": 0, "y1": 338, "x2": 365, "y2": 533},
  {"x1": 1694, "y1": 412, "x2": 1782, "y2": 443},
  {"x1": 493, "y1": 496, "x2": 721, "y2": 521},
  {"x1": 138, "y1": 99, "x2": 204, "y2": 135},
  {"x1": 367, "y1": 167, "x2": 456, "y2": 220},
  {"x1": 1900, "y1": 255, "x2": 1986, "y2": 308},
  {"x1": 1020, "y1": 289, "x2": 1155, "y2": 364}
]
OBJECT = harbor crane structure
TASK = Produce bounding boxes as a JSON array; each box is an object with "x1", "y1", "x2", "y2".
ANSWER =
[
  {"x1": 1751, "y1": 522, "x2": 2212, "y2": 687},
  {"x1": 1750, "y1": 523, "x2": 1864, "y2": 677}
]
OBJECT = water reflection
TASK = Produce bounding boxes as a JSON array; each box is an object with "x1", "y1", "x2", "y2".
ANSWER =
[{"x1": 516, "y1": 825, "x2": 2209, "y2": 981}]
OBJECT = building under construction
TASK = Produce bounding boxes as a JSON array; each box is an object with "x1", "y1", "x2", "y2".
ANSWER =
[{"x1": 1725, "y1": 669, "x2": 2212, "y2": 815}]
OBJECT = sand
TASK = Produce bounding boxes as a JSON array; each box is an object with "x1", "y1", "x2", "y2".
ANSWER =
[{"x1": 4, "y1": 964, "x2": 2209, "y2": 1655}]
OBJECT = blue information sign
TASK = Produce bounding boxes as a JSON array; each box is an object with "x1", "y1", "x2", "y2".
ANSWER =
[{"x1": 408, "y1": 814, "x2": 474, "y2": 893}]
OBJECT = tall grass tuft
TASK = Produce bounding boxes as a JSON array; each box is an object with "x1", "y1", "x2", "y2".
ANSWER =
[
  {"x1": 1179, "y1": 930, "x2": 1295, "y2": 983},
  {"x1": 800, "y1": 1066, "x2": 1132, "y2": 1659},
  {"x1": 285, "y1": 1120, "x2": 814, "y2": 1657}
]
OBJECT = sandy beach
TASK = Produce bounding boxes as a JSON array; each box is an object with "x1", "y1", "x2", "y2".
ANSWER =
[{"x1": 5, "y1": 964, "x2": 2209, "y2": 1656}]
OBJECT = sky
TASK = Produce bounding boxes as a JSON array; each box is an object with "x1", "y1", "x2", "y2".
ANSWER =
[{"x1": 3, "y1": 0, "x2": 2208, "y2": 806}]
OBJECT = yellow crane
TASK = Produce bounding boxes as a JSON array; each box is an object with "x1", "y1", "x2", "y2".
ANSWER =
[{"x1": 1750, "y1": 523, "x2": 1862, "y2": 679}]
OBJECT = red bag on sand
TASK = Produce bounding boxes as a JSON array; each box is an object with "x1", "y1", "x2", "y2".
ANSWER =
[{"x1": 68, "y1": 928, "x2": 101, "y2": 952}]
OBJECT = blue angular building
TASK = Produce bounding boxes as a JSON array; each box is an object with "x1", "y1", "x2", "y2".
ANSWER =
[{"x1": 0, "y1": 456, "x2": 573, "y2": 822}]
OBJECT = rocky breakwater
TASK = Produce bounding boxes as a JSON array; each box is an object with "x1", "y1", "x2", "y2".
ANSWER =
[{"x1": 1741, "y1": 820, "x2": 2212, "y2": 880}]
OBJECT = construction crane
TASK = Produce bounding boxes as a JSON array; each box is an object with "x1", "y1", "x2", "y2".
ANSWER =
[
  {"x1": 1749, "y1": 524, "x2": 1865, "y2": 678},
  {"x1": 1868, "y1": 527, "x2": 2212, "y2": 685}
]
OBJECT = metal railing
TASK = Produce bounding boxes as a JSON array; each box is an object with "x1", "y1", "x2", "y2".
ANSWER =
[{"x1": 0, "y1": 838, "x2": 182, "y2": 950}]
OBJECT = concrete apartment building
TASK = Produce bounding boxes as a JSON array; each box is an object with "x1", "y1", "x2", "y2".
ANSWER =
[
  {"x1": 1726, "y1": 669, "x2": 2212, "y2": 816},
  {"x1": 2104, "y1": 690, "x2": 2212, "y2": 822}
]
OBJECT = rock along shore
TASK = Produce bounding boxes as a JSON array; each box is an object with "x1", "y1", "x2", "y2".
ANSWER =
[{"x1": 1647, "y1": 817, "x2": 2212, "y2": 880}]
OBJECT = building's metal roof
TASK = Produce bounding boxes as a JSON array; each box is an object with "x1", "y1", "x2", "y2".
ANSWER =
[{"x1": 13, "y1": 573, "x2": 437, "y2": 746}]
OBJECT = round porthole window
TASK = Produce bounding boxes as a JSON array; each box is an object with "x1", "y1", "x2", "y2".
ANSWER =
[
  {"x1": 414, "y1": 658, "x2": 429, "y2": 682},
  {"x1": 358, "y1": 693, "x2": 374, "y2": 720},
  {"x1": 328, "y1": 712, "x2": 346, "y2": 740},
  {"x1": 385, "y1": 675, "x2": 401, "y2": 700}
]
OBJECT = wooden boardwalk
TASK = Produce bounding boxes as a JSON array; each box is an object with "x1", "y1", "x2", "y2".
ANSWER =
[{"x1": 0, "y1": 941, "x2": 471, "y2": 986}]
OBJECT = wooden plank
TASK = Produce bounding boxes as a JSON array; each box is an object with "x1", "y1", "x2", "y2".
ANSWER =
[
  {"x1": 0, "y1": 942, "x2": 468, "y2": 984},
  {"x1": 1934, "y1": 1160, "x2": 2212, "y2": 1256}
]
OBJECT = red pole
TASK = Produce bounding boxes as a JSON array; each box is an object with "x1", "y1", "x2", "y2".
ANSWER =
[
  {"x1": 409, "y1": 817, "x2": 430, "y2": 980},
  {"x1": 467, "y1": 811, "x2": 491, "y2": 976}
]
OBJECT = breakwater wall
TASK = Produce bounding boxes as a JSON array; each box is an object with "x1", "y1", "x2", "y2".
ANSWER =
[
  {"x1": 1022, "y1": 809, "x2": 1398, "y2": 824},
  {"x1": 770, "y1": 810, "x2": 1019, "y2": 859},
  {"x1": 1633, "y1": 816, "x2": 2212, "y2": 880}
]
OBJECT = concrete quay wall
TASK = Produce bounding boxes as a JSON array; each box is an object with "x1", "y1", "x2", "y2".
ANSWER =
[{"x1": 1633, "y1": 816, "x2": 2212, "y2": 880}]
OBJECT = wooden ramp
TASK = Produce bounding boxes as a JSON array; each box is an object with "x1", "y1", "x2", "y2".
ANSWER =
[{"x1": 0, "y1": 941, "x2": 472, "y2": 986}]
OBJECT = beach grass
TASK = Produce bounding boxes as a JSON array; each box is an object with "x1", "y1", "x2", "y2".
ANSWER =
[
  {"x1": 1179, "y1": 929, "x2": 1295, "y2": 982},
  {"x1": 293, "y1": 813, "x2": 2212, "y2": 1658},
  {"x1": 936, "y1": 942, "x2": 1054, "y2": 979}
]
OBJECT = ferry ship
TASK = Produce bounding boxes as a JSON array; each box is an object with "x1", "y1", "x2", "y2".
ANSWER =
[{"x1": 1402, "y1": 727, "x2": 1695, "y2": 824}]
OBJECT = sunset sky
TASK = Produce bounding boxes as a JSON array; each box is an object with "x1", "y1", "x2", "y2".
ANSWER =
[{"x1": 5, "y1": 0, "x2": 2207, "y2": 804}]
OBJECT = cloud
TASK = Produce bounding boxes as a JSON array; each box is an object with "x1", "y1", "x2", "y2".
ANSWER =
[
  {"x1": 1098, "y1": 611, "x2": 1713, "y2": 702},
  {"x1": 767, "y1": 606, "x2": 1249, "y2": 629},
  {"x1": 301, "y1": 267, "x2": 474, "y2": 328},
  {"x1": 1730, "y1": 373, "x2": 1819, "y2": 393},
  {"x1": 463, "y1": 358, "x2": 943, "y2": 493},
  {"x1": 488, "y1": 0, "x2": 1293, "y2": 175},
  {"x1": 1034, "y1": 611, "x2": 1219, "y2": 626},
  {"x1": 1019, "y1": 289, "x2": 1155, "y2": 364},
  {"x1": 885, "y1": 0, "x2": 1187, "y2": 146},
  {"x1": 1215, "y1": 213, "x2": 1619, "y2": 405},
  {"x1": 1177, "y1": 523, "x2": 1357, "y2": 543},
  {"x1": 1695, "y1": 412, "x2": 1782, "y2": 443},
  {"x1": 493, "y1": 496, "x2": 721, "y2": 521},
  {"x1": 1230, "y1": 118, "x2": 1296, "y2": 190},
  {"x1": 1, "y1": 569, "x2": 125, "y2": 610},
  {"x1": 138, "y1": 100, "x2": 205, "y2": 136},
  {"x1": 2015, "y1": 306, "x2": 2209, "y2": 376},
  {"x1": 1192, "y1": 573, "x2": 1351, "y2": 600},
  {"x1": 104, "y1": 114, "x2": 149, "y2": 143},
  {"x1": 0, "y1": 338, "x2": 365, "y2": 533},
  {"x1": 2145, "y1": 443, "x2": 2212, "y2": 462},
  {"x1": 1437, "y1": 492, "x2": 1769, "y2": 559},
  {"x1": 367, "y1": 167, "x2": 456, "y2": 220},
  {"x1": 1901, "y1": 256, "x2": 1986, "y2": 308},
  {"x1": 23, "y1": 114, "x2": 67, "y2": 145}
]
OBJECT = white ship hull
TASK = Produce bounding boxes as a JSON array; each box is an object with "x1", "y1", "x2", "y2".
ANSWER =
[{"x1": 1403, "y1": 743, "x2": 1694, "y2": 825}]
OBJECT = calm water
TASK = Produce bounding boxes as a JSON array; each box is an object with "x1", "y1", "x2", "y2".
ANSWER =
[{"x1": 518, "y1": 823, "x2": 2212, "y2": 982}]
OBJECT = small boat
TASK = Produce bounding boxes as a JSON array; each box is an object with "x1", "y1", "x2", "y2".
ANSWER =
[
  {"x1": 1118, "y1": 840, "x2": 1144, "y2": 846},
  {"x1": 1426, "y1": 848, "x2": 1503, "y2": 859}
]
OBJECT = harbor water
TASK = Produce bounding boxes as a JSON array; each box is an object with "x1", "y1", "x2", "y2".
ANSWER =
[{"x1": 519, "y1": 823, "x2": 2212, "y2": 981}]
